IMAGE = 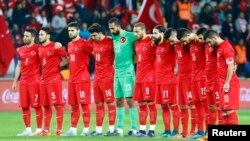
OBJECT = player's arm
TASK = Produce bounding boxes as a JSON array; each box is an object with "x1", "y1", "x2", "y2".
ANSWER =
[
  {"x1": 60, "y1": 57, "x2": 68, "y2": 67},
  {"x1": 223, "y1": 61, "x2": 234, "y2": 93},
  {"x1": 12, "y1": 60, "x2": 21, "y2": 91}
]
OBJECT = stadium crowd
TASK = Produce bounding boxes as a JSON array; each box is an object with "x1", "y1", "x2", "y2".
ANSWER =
[{"x1": 0, "y1": 0, "x2": 250, "y2": 78}]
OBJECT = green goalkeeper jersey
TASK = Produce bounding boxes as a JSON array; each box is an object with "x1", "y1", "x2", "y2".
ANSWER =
[{"x1": 112, "y1": 30, "x2": 136, "y2": 77}]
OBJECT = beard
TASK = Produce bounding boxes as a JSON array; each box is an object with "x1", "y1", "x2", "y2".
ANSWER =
[
  {"x1": 24, "y1": 40, "x2": 31, "y2": 45},
  {"x1": 152, "y1": 36, "x2": 161, "y2": 45},
  {"x1": 69, "y1": 34, "x2": 77, "y2": 40},
  {"x1": 39, "y1": 39, "x2": 46, "y2": 44},
  {"x1": 112, "y1": 30, "x2": 120, "y2": 36}
]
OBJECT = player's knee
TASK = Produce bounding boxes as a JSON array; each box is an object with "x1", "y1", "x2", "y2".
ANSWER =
[
  {"x1": 106, "y1": 101, "x2": 115, "y2": 106},
  {"x1": 180, "y1": 105, "x2": 189, "y2": 109},
  {"x1": 116, "y1": 98, "x2": 124, "y2": 107},
  {"x1": 96, "y1": 102, "x2": 104, "y2": 106},
  {"x1": 161, "y1": 104, "x2": 169, "y2": 109},
  {"x1": 208, "y1": 105, "x2": 218, "y2": 110},
  {"x1": 138, "y1": 101, "x2": 147, "y2": 106}
]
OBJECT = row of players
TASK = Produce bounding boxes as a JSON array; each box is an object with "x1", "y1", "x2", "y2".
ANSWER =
[{"x1": 12, "y1": 17, "x2": 239, "y2": 140}]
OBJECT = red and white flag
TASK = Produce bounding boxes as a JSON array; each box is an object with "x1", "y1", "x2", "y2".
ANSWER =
[
  {"x1": 0, "y1": 10, "x2": 15, "y2": 76},
  {"x1": 136, "y1": 0, "x2": 164, "y2": 32}
]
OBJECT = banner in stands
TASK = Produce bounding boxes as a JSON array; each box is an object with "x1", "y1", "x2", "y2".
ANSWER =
[{"x1": 0, "y1": 80, "x2": 250, "y2": 111}]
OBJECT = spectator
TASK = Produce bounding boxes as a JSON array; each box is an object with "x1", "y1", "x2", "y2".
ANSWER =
[
  {"x1": 51, "y1": 11, "x2": 66, "y2": 36},
  {"x1": 165, "y1": 2, "x2": 180, "y2": 29},
  {"x1": 68, "y1": 11, "x2": 82, "y2": 24},
  {"x1": 222, "y1": 13, "x2": 235, "y2": 42},
  {"x1": 177, "y1": 0, "x2": 192, "y2": 28},
  {"x1": 36, "y1": 10, "x2": 48, "y2": 27},
  {"x1": 79, "y1": 22, "x2": 90, "y2": 39},
  {"x1": 198, "y1": 3, "x2": 214, "y2": 26},
  {"x1": 235, "y1": 12, "x2": 248, "y2": 38},
  {"x1": 235, "y1": 38, "x2": 247, "y2": 77}
]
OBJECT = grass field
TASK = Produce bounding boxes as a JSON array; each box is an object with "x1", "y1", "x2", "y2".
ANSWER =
[{"x1": 0, "y1": 109, "x2": 249, "y2": 141}]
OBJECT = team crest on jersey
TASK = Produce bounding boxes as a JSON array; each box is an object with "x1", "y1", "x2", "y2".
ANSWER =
[
  {"x1": 75, "y1": 47, "x2": 80, "y2": 51},
  {"x1": 31, "y1": 51, "x2": 36, "y2": 55},
  {"x1": 47, "y1": 51, "x2": 52, "y2": 55},
  {"x1": 161, "y1": 48, "x2": 165, "y2": 52},
  {"x1": 143, "y1": 47, "x2": 147, "y2": 51},
  {"x1": 120, "y1": 37, "x2": 126, "y2": 43},
  {"x1": 100, "y1": 47, "x2": 105, "y2": 51}
]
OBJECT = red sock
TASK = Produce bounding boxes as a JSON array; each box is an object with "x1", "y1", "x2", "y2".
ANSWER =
[
  {"x1": 195, "y1": 102, "x2": 204, "y2": 132},
  {"x1": 81, "y1": 104, "x2": 90, "y2": 128},
  {"x1": 139, "y1": 104, "x2": 148, "y2": 125},
  {"x1": 190, "y1": 108, "x2": 197, "y2": 133},
  {"x1": 218, "y1": 110, "x2": 226, "y2": 125},
  {"x1": 71, "y1": 105, "x2": 80, "y2": 128},
  {"x1": 22, "y1": 108, "x2": 31, "y2": 128},
  {"x1": 34, "y1": 107, "x2": 43, "y2": 129},
  {"x1": 202, "y1": 101, "x2": 208, "y2": 132},
  {"x1": 208, "y1": 109, "x2": 217, "y2": 125},
  {"x1": 226, "y1": 111, "x2": 238, "y2": 125},
  {"x1": 148, "y1": 104, "x2": 157, "y2": 125},
  {"x1": 108, "y1": 104, "x2": 116, "y2": 126},
  {"x1": 96, "y1": 105, "x2": 105, "y2": 127},
  {"x1": 44, "y1": 106, "x2": 52, "y2": 131},
  {"x1": 55, "y1": 105, "x2": 64, "y2": 131},
  {"x1": 162, "y1": 106, "x2": 170, "y2": 131},
  {"x1": 170, "y1": 105, "x2": 180, "y2": 131},
  {"x1": 180, "y1": 108, "x2": 188, "y2": 135}
]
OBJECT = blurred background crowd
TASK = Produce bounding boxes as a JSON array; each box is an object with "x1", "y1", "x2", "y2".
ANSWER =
[{"x1": 0, "y1": 0, "x2": 250, "y2": 79}]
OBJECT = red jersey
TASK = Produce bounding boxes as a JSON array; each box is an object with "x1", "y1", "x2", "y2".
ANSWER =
[
  {"x1": 175, "y1": 42, "x2": 192, "y2": 79},
  {"x1": 135, "y1": 36, "x2": 155, "y2": 83},
  {"x1": 92, "y1": 36, "x2": 114, "y2": 82},
  {"x1": 17, "y1": 44, "x2": 40, "y2": 84},
  {"x1": 68, "y1": 38, "x2": 93, "y2": 83},
  {"x1": 39, "y1": 42, "x2": 67, "y2": 83},
  {"x1": 217, "y1": 40, "x2": 239, "y2": 84},
  {"x1": 189, "y1": 41, "x2": 206, "y2": 81},
  {"x1": 205, "y1": 44, "x2": 218, "y2": 84},
  {"x1": 155, "y1": 40, "x2": 177, "y2": 84}
]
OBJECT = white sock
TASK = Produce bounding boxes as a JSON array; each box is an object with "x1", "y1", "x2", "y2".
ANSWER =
[
  {"x1": 83, "y1": 127, "x2": 89, "y2": 133},
  {"x1": 96, "y1": 126, "x2": 102, "y2": 133},
  {"x1": 117, "y1": 128, "x2": 123, "y2": 134},
  {"x1": 131, "y1": 129, "x2": 137, "y2": 134},
  {"x1": 150, "y1": 125, "x2": 155, "y2": 131},
  {"x1": 36, "y1": 128, "x2": 42, "y2": 132},
  {"x1": 109, "y1": 125, "x2": 114, "y2": 133},
  {"x1": 70, "y1": 127, "x2": 77, "y2": 132},
  {"x1": 26, "y1": 127, "x2": 32, "y2": 132},
  {"x1": 140, "y1": 125, "x2": 146, "y2": 131}
]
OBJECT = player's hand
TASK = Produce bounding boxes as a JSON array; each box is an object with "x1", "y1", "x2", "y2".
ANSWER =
[
  {"x1": 223, "y1": 82, "x2": 230, "y2": 93},
  {"x1": 12, "y1": 81, "x2": 17, "y2": 91},
  {"x1": 54, "y1": 42, "x2": 62, "y2": 49}
]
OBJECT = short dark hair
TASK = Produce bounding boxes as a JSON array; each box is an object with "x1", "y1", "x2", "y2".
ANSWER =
[
  {"x1": 108, "y1": 17, "x2": 121, "y2": 26},
  {"x1": 24, "y1": 28, "x2": 37, "y2": 37},
  {"x1": 134, "y1": 22, "x2": 146, "y2": 30},
  {"x1": 68, "y1": 22, "x2": 80, "y2": 30},
  {"x1": 164, "y1": 28, "x2": 176, "y2": 39},
  {"x1": 88, "y1": 23, "x2": 103, "y2": 33},
  {"x1": 40, "y1": 27, "x2": 50, "y2": 35},
  {"x1": 177, "y1": 28, "x2": 191, "y2": 40},
  {"x1": 196, "y1": 28, "x2": 208, "y2": 36},
  {"x1": 153, "y1": 25, "x2": 165, "y2": 33},
  {"x1": 204, "y1": 30, "x2": 218, "y2": 40}
]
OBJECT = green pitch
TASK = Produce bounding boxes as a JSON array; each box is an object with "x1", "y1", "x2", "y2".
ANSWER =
[{"x1": 0, "y1": 109, "x2": 249, "y2": 141}]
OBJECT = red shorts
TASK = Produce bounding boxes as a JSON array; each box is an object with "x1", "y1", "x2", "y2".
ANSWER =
[
  {"x1": 191, "y1": 80, "x2": 206, "y2": 102},
  {"x1": 156, "y1": 84, "x2": 177, "y2": 104},
  {"x1": 178, "y1": 79, "x2": 194, "y2": 105},
  {"x1": 19, "y1": 83, "x2": 41, "y2": 108},
  {"x1": 68, "y1": 82, "x2": 91, "y2": 105},
  {"x1": 133, "y1": 82, "x2": 156, "y2": 102},
  {"x1": 206, "y1": 81, "x2": 220, "y2": 106},
  {"x1": 220, "y1": 83, "x2": 240, "y2": 110},
  {"x1": 94, "y1": 81, "x2": 114, "y2": 103},
  {"x1": 40, "y1": 82, "x2": 62, "y2": 106}
]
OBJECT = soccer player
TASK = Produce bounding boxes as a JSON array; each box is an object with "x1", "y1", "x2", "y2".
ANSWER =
[
  {"x1": 204, "y1": 30, "x2": 240, "y2": 125},
  {"x1": 37, "y1": 27, "x2": 67, "y2": 136},
  {"x1": 165, "y1": 28, "x2": 196, "y2": 139},
  {"x1": 63, "y1": 22, "x2": 93, "y2": 136},
  {"x1": 133, "y1": 23, "x2": 157, "y2": 137},
  {"x1": 108, "y1": 17, "x2": 138, "y2": 136},
  {"x1": 12, "y1": 28, "x2": 43, "y2": 136},
  {"x1": 177, "y1": 28, "x2": 207, "y2": 139},
  {"x1": 152, "y1": 26, "x2": 180, "y2": 138},
  {"x1": 88, "y1": 23, "x2": 116, "y2": 136}
]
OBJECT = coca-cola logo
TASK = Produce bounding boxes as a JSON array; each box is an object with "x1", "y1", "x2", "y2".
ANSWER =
[
  {"x1": 240, "y1": 88, "x2": 250, "y2": 102},
  {"x1": 2, "y1": 89, "x2": 19, "y2": 103}
]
